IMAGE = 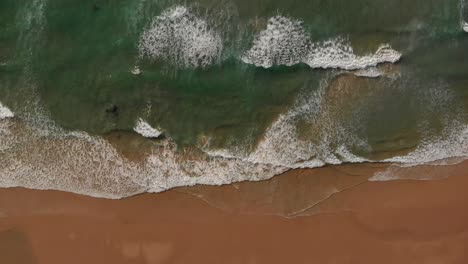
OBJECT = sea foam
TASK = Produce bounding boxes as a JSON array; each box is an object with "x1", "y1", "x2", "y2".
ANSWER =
[
  {"x1": 202, "y1": 72, "x2": 468, "y2": 173},
  {"x1": 0, "y1": 103, "x2": 14, "y2": 120},
  {"x1": 202, "y1": 75, "x2": 372, "y2": 169},
  {"x1": 369, "y1": 123, "x2": 468, "y2": 182},
  {"x1": 242, "y1": 16, "x2": 401, "y2": 70},
  {"x1": 305, "y1": 42, "x2": 401, "y2": 70},
  {"x1": 461, "y1": 0, "x2": 468, "y2": 32},
  {"x1": 0, "y1": 113, "x2": 285, "y2": 198},
  {"x1": 138, "y1": 6, "x2": 223, "y2": 68},
  {"x1": 353, "y1": 67, "x2": 383, "y2": 78},
  {"x1": 241, "y1": 16, "x2": 311, "y2": 68},
  {"x1": 133, "y1": 118, "x2": 162, "y2": 138},
  {"x1": 384, "y1": 122, "x2": 468, "y2": 166},
  {"x1": 0, "y1": 4, "x2": 466, "y2": 199},
  {"x1": 1, "y1": 96, "x2": 467, "y2": 199}
]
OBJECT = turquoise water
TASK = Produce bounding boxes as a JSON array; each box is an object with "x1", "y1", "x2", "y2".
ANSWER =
[{"x1": 0, "y1": 0, "x2": 467, "y2": 197}]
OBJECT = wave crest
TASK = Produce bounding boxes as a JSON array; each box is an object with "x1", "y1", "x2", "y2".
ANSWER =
[
  {"x1": 242, "y1": 16, "x2": 401, "y2": 70},
  {"x1": 134, "y1": 118, "x2": 162, "y2": 138},
  {"x1": 0, "y1": 102, "x2": 14, "y2": 120},
  {"x1": 138, "y1": 6, "x2": 223, "y2": 68}
]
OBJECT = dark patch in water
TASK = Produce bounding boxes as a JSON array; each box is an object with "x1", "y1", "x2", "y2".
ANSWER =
[
  {"x1": 92, "y1": 4, "x2": 101, "y2": 12},
  {"x1": 105, "y1": 104, "x2": 119, "y2": 117}
]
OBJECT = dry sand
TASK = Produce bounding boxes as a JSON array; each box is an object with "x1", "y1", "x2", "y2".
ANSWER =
[{"x1": 0, "y1": 161, "x2": 467, "y2": 264}]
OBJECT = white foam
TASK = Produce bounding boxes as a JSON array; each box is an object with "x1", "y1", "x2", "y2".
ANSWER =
[
  {"x1": 144, "y1": 142, "x2": 286, "y2": 193},
  {"x1": 369, "y1": 168, "x2": 407, "y2": 182},
  {"x1": 369, "y1": 156, "x2": 467, "y2": 182},
  {"x1": 138, "y1": 6, "x2": 223, "y2": 68},
  {"x1": 242, "y1": 16, "x2": 401, "y2": 70},
  {"x1": 202, "y1": 76, "x2": 371, "y2": 169},
  {"x1": 241, "y1": 16, "x2": 311, "y2": 68},
  {"x1": 245, "y1": 80, "x2": 370, "y2": 168},
  {"x1": 369, "y1": 88, "x2": 468, "y2": 182},
  {"x1": 306, "y1": 42, "x2": 401, "y2": 70},
  {"x1": 134, "y1": 118, "x2": 162, "y2": 138},
  {"x1": 353, "y1": 66, "x2": 401, "y2": 80},
  {"x1": 366, "y1": 0, "x2": 468, "y2": 184},
  {"x1": 0, "y1": 112, "x2": 286, "y2": 198},
  {"x1": 384, "y1": 122, "x2": 468, "y2": 166},
  {"x1": 202, "y1": 71, "x2": 467, "y2": 174},
  {"x1": 1, "y1": 62, "x2": 466, "y2": 198},
  {"x1": 376, "y1": 81, "x2": 468, "y2": 167},
  {"x1": 131, "y1": 66, "x2": 141, "y2": 75},
  {"x1": 0, "y1": 102, "x2": 14, "y2": 120},
  {"x1": 461, "y1": 0, "x2": 468, "y2": 32},
  {"x1": 1, "y1": 94, "x2": 467, "y2": 198},
  {"x1": 353, "y1": 67, "x2": 382, "y2": 78}
]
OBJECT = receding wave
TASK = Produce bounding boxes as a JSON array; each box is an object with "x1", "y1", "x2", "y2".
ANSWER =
[
  {"x1": 241, "y1": 16, "x2": 401, "y2": 69},
  {"x1": 0, "y1": 2, "x2": 466, "y2": 199},
  {"x1": 0, "y1": 112, "x2": 286, "y2": 198},
  {"x1": 202, "y1": 71, "x2": 467, "y2": 171},
  {"x1": 1, "y1": 73, "x2": 467, "y2": 198}
]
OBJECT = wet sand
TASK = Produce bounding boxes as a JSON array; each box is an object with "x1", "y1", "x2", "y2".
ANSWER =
[{"x1": 0, "y1": 161, "x2": 468, "y2": 264}]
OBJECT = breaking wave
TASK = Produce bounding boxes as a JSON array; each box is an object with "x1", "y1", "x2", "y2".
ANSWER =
[
  {"x1": 0, "y1": 112, "x2": 286, "y2": 198},
  {"x1": 0, "y1": 3, "x2": 466, "y2": 199},
  {"x1": 138, "y1": 6, "x2": 223, "y2": 68},
  {"x1": 0, "y1": 102, "x2": 14, "y2": 120},
  {"x1": 134, "y1": 118, "x2": 163, "y2": 138},
  {"x1": 1, "y1": 71, "x2": 467, "y2": 198},
  {"x1": 461, "y1": 0, "x2": 468, "y2": 32},
  {"x1": 241, "y1": 16, "x2": 401, "y2": 69},
  {"x1": 202, "y1": 72, "x2": 468, "y2": 173}
]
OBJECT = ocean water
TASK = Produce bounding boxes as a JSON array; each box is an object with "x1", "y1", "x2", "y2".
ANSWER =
[{"x1": 0, "y1": 0, "x2": 467, "y2": 198}]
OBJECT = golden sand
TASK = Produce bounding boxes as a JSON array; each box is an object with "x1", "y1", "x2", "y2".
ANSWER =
[{"x1": 0, "y1": 161, "x2": 467, "y2": 264}]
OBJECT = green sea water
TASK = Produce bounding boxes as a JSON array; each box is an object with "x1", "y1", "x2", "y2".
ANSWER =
[{"x1": 0, "y1": 0, "x2": 467, "y2": 197}]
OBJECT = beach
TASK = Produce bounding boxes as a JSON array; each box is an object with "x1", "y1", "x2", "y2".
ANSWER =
[
  {"x1": 1, "y1": 160, "x2": 467, "y2": 264},
  {"x1": 1, "y1": 1, "x2": 468, "y2": 263}
]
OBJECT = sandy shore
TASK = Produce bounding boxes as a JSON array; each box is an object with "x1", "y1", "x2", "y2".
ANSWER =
[{"x1": 0, "y1": 161, "x2": 468, "y2": 264}]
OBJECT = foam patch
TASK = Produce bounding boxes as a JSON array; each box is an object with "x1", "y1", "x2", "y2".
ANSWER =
[
  {"x1": 138, "y1": 6, "x2": 223, "y2": 68},
  {"x1": 134, "y1": 118, "x2": 162, "y2": 138},
  {"x1": 305, "y1": 41, "x2": 401, "y2": 70},
  {"x1": 0, "y1": 102, "x2": 14, "y2": 120},
  {"x1": 242, "y1": 16, "x2": 401, "y2": 70},
  {"x1": 0, "y1": 114, "x2": 285, "y2": 198},
  {"x1": 241, "y1": 16, "x2": 311, "y2": 68}
]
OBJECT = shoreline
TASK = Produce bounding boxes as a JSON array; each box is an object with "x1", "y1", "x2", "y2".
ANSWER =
[
  {"x1": 1, "y1": 115, "x2": 466, "y2": 199},
  {"x1": 1, "y1": 160, "x2": 468, "y2": 263}
]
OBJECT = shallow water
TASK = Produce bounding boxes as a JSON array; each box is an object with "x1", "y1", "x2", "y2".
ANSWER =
[{"x1": 0, "y1": 0, "x2": 467, "y2": 198}]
